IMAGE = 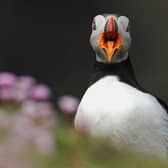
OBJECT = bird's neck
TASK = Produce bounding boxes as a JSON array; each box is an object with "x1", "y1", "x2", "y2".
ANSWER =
[{"x1": 89, "y1": 57, "x2": 140, "y2": 88}]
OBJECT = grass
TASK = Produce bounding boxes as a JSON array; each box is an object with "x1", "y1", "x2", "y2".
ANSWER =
[
  {"x1": 0, "y1": 108, "x2": 168, "y2": 168},
  {"x1": 36, "y1": 116, "x2": 168, "y2": 168}
]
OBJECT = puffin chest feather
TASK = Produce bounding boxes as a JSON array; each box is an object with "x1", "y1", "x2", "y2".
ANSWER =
[
  {"x1": 77, "y1": 75, "x2": 156, "y2": 127},
  {"x1": 75, "y1": 76, "x2": 168, "y2": 156}
]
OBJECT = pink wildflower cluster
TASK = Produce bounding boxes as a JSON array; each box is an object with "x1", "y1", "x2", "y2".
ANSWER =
[
  {"x1": 57, "y1": 95, "x2": 79, "y2": 114},
  {"x1": 0, "y1": 72, "x2": 50, "y2": 102},
  {"x1": 0, "y1": 72, "x2": 57, "y2": 156},
  {"x1": 0, "y1": 71, "x2": 80, "y2": 161},
  {"x1": 7, "y1": 101, "x2": 57, "y2": 154}
]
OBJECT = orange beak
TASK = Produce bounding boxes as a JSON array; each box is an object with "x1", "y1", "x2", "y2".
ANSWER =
[{"x1": 99, "y1": 17, "x2": 122, "y2": 61}]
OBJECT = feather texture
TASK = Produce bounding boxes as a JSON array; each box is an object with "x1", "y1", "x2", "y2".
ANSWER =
[{"x1": 75, "y1": 76, "x2": 168, "y2": 158}]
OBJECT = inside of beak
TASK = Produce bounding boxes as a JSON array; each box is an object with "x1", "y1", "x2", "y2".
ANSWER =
[{"x1": 99, "y1": 32, "x2": 122, "y2": 61}]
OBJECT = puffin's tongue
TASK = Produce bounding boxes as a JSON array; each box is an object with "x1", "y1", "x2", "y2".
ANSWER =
[{"x1": 105, "y1": 41, "x2": 114, "y2": 61}]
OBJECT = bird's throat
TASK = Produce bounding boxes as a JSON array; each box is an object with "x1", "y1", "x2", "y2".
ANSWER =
[{"x1": 99, "y1": 32, "x2": 122, "y2": 62}]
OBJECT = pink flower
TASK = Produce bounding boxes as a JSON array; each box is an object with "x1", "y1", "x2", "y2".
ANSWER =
[
  {"x1": 21, "y1": 101, "x2": 38, "y2": 119},
  {"x1": 30, "y1": 84, "x2": 51, "y2": 101},
  {"x1": 12, "y1": 76, "x2": 36, "y2": 102},
  {"x1": 34, "y1": 129, "x2": 56, "y2": 154},
  {"x1": 0, "y1": 87, "x2": 13, "y2": 101},
  {"x1": 21, "y1": 101, "x2": 57, "y2": 127},
  {"x1": 10, "y1": 115, "x2": 35, "y2": 141},
  {"x1": 57, "y1": 95, "x2": 79, "y2": 114},
  {"x1": 17, "y1": 76, "x2": 36, "y2": 89},
  {"x1": 0, "y1": 72, "x2": 16, "y2": 87}
]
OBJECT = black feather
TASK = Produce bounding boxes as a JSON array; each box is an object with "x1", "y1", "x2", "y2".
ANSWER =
[{"x1": 89, "y1": 57, "x2": 168, "y2": 112}]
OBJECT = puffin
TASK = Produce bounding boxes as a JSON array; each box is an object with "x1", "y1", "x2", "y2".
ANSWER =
[{"x1": 74, "y1": 14, "x2": 168, "y2": 158}]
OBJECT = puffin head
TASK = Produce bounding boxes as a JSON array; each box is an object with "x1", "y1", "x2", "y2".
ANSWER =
[{"x1": 90, "y1": 14, "x2": 131, "y2": 63}]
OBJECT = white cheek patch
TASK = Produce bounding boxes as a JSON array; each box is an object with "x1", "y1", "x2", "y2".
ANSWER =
[
  {"x1": 118, "y1": 16, "x2": 129, "y2": 31},
  {"x1": 94, "y1": 15, "x2": 106, "y2": 32}
]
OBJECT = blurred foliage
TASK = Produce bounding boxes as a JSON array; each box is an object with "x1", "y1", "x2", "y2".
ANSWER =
[
  {"x1": 34, "y1": 116, "x2": 168, "y2": 168},
  {"x1": 0, "y1": 107, "x2": 167, "y2": 167},
  {"x1": 0, "y1": 102, "x2": 20, "y2": 114},
  {"x1": 0, "y1": 72, "x2": 167, "y2": 167}
]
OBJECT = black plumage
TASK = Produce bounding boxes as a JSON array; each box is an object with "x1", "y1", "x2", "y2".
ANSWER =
[{"x1": 89, "y1": 57, "x2": 168, "y2": 112}]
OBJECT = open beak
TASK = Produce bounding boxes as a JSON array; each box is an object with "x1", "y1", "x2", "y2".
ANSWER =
[{"x1": 99, "y1": 17, "x2": 122, "y2": 61}]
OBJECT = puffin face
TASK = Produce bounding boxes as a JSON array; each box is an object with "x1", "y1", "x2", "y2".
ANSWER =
[{"x1": 90, "y1": 14, "x2": 131, "y2": 63}]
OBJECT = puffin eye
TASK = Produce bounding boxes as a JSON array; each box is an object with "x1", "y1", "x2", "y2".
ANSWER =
[
  {"x1": 92, "y1": 20, "x2": 96, "y2": 30},
  {"x1": 126, "y1": 24, "x2": 130, "y2": 32}
]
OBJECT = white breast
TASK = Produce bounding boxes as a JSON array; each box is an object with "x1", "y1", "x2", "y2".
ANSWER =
[{"x1": 74, "y1": 76, "x2": 168, "y2": 158}]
